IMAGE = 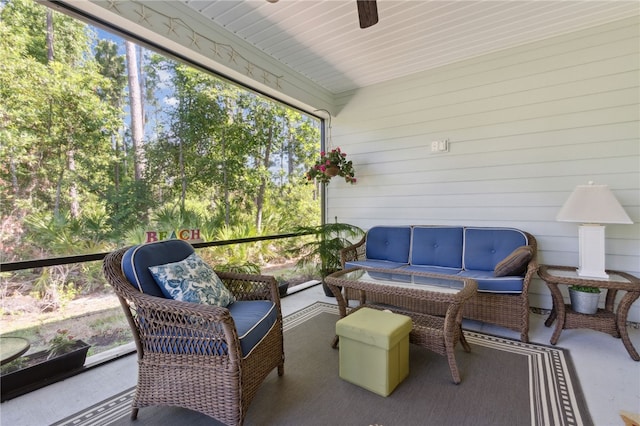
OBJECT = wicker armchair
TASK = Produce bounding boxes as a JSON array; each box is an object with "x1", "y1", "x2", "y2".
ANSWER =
[{"x1": 102, "y1": 244, "x2": 284, "y2": 426}]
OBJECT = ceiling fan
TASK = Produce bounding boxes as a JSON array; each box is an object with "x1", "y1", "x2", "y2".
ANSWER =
[
  {"x1": 266, "y1": 0, "x2": 379, "y2": 29},
  {"x1": 356, "y1": 0, "x2": 379, "y2": 28}
]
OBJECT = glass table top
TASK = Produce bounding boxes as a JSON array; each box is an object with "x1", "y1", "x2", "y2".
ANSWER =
[
  {"x1": 337, "y1": 269, "x2": 466, "y2": 294},
  {"x1": 0, "y1": 336, "x2": 30, "y2": 365}
]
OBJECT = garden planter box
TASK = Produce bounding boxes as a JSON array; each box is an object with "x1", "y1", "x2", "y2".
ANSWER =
[{"x1": 1, "y1": 340, "x2": 90, "y2": 401}]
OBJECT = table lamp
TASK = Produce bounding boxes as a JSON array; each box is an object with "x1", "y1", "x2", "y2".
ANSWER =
[{"x1": 556, "y1": 181, "x2": 633, "y2": 279}]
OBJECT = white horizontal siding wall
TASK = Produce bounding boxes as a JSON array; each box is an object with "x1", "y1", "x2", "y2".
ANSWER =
[{"x1": 329, "y1": 16, "x2": 640, "y2": 321}]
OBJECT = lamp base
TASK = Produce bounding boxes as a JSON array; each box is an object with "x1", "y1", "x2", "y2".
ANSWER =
[{"x1": 577, "y1": 224, "x2": 609, "y2": 279}]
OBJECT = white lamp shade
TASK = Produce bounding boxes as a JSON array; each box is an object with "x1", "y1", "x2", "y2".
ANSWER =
[{"x1": 556, "y1": 183, "x2": 633, "y2": 224}]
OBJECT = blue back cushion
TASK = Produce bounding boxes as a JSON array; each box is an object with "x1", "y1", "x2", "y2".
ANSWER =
[
  {"x1": 411, "y1": 227, "x2": 463, "y2": 268},
  {"x1": 463, "y1": 228, "x2": 528, "y2": 271},
  {"x1": 121, "y1": 239, "x2": 195, "y2": 297},
  {"x1": 365, "y1": 226, "x2": 411, "y2": 263}
]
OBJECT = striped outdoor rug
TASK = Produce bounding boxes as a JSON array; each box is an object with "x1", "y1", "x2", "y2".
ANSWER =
[{"x1": 53, "y1": 302, "x2": 591, "y2": 426}]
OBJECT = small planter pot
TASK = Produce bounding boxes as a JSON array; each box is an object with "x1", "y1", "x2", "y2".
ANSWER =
[
  {"x1": 1, "y1": 340, "x2": 90, "y2": 401},
  {"x1": 325, "y1": 165, "x2": 340, "y2": 177},
  {"x1": 322, "y1": 281, "x2": 334, "y2": 297},
  {"x1": 278, "y1": 282, "x2": 289, "y2": 298},
  {"x1": 569, "y1": 289, "x2": 600, "y2": 314},
  {"x1": 322, "y1": 279, "x2": 342, "y2": 298}
]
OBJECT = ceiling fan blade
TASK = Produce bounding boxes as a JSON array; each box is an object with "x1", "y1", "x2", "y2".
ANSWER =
[{"x1": 357, "y1": 0, "x2": 378, "y2": 29}]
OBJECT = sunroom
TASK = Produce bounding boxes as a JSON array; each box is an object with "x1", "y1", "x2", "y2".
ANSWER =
[{"x1": 2, "y1": 1, "x2": 639, "y2": 425}]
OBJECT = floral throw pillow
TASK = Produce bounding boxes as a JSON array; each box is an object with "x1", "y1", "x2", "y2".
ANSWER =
[{"x1": 148, "y1": 253, "x2": 235, "y2": 307}]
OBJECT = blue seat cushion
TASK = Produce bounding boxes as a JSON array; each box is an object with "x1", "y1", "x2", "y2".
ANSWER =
[
  {"x1": 400, "y1": 265, "x2": 463, "y2": 275},
  {"x1": 457, "y1": 269, "x2": 524, "y2": 293},
  {"x1": 364, "y1": 270, "x2": 412, "y2": 282},
  {"x1": 228, "y1": 300, "x2": 278, "y2": 357},
  {"x1": 463, "y1": 228, "x2": 528, "y2": 272},
  {"x1": 146, "y1": 300, "x2": 277, "y2": 357},
  {"x1": 345, "y1": 260, "x2": 408, "y2": 270},
  {"x1": 365, "y1": 226, "x2": 412, "y2": 263},
  {"x1": 122, "y1": 240, "x2": 195, "y2": 297},
  {"x1": 410, "y1": 227, "x2": 463, "y2": 268}
]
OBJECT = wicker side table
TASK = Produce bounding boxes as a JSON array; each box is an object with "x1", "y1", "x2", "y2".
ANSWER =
[{"x1": 538, "y1": 265, "x2": 640, "y2": 361}]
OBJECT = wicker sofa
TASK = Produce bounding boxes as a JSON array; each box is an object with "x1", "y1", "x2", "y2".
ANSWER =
[{"x1": 340, "y1": 226, "x2": 538, "y2": 342}]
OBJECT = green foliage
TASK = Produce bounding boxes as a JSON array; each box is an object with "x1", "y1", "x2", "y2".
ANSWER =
[
  {"x1": 2, "y1": 0, "x2": 324, "y2": 312},
  {"x1": 46, "y1": 329, "x2": 77, "y2": 359},
  {"x1": 206, "y1": 224, "x2": 272, "y2": 266},
  {"x1": 1, "y1": 357, "x2": 28, "y2": 375},
  {"x1": 89, "y1": 313, "x2": 129, "y2": 334},
  {"x1": 23, "y1": 211, "x2": 110, "y2": 255},
  {"x1": 290, "y1": 223, "x2": 365, "y2": 278},
  {"x1": 31, "y1": 265, "x2": 80, "y2": 310},
  {"x1": 306, "y1": 147, "x2": 356, "y2": 184},
  {"x1": 215, "y1": 262, "x2": 261, "y2": 275},
  {"x1": 569, "y1": 285, "x2": 601, "y2": 294},
  {"x1": 105, "y1": 179, "x2": 155, "y2": 235}
]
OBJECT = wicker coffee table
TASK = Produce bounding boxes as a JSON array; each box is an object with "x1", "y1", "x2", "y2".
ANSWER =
[
  {"x1": 538, "y1": 265, "x2": 640, "y2": 361},
  {"x1": 325, "y1": 268, "x2": 477, "y2": 383}
]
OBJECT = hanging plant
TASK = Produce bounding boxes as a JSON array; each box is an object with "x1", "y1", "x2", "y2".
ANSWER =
[{"x1": 306, "y1": 147, "x2": 356, "y2": 184}]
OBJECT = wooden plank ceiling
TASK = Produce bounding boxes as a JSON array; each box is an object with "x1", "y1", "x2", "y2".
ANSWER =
[{"x1": 183, "y1": 1, "x2": 638, "y2": 94}]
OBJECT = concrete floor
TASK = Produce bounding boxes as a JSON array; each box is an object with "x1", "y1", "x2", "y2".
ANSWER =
[{"x1": 2, "y1": 283, "x2": 639, "y2": 426}]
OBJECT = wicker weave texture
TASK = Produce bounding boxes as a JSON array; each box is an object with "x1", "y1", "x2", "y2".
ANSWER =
[
  {"x1": 341, "y1": 231, "x2": 538, "y2": 343},
  {"x1": 539, "y1": 264, "x2": 640, "y2": 361},
  {"x1": 102, "y1": 246, "x2": 284, "y2": 425},
  {"x1": 326, "y1": 268, "x2": 476, "y2": 384}
]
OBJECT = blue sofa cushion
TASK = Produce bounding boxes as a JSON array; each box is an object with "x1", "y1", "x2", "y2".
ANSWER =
[
  {"x1": 345, "y1": 259, "x2": 407, "y2": 270},
  {"x1": 463, "y1": 228, "x2": 528, "y2": 272},
  {"x1": 228, "y1": 300, "x2": 278, "y2": 357},
  {"x1": 411, "y1": 226, "x2": 463, "y2": 268},
  {"x1": 457, "y1": 270, "x2": 524, "y2": 293},
  {"x1": 365, "y1": 226, "x2": 412, "y2": 264},
  {"x1": 148, "y1": 252, "x2": 236, "y2": 307},
  {"x1": 400, "y1": 265, "x2": 463, "y2": 275},
  {"x1": 363, "y1": 269, "x2": 412, "y2": 283},
  {"x1": 146, "y1": 300, "x2": 277, "y2": 357},
  {"x1": 122, "y1": 240, "x2": 195, "y2": 297}
]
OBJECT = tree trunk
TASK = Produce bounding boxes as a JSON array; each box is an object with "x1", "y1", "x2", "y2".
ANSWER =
[
  {"x1": 177, "y1": 95, "x2": 191, "y2": 211},
  {"x1": 112, "y1": 134, "x2": 120, "y2": 192},
  {"x1": 125, "y1": 40, "x2": 144, "y2": 181},
  {"x1": 47, "y1": 9, "x2": 80, "y2": 217},
  {"x1": 68, "y1": 149, "x2": 79, "y2": 218},
  {"x1": 288, "y1": 134, "x2": 295, "y2": 177},
  {"x1": 222, "y1": 132, "x2": 230, "y2": 226},
  {"x1": 54, "y1": 167, "x2": 63, "y2": 217},
  {"x1": 223, "y1": 99, "x2": 233, "y2": 227},
  {"x1": 179, "y1": 123, "x2": 186, "y2": 211},
  {"x1": 255, "y1": 126, "x2": 273, "y2": 233},
  {"x1": 46, "y1": 10, "x2": 54, "y2": 62}
]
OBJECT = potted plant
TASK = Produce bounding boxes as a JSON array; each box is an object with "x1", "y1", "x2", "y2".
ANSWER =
[
  {"x1": 1, "y1": 329, "x2": 90, "y2": 401},
  {"x1": 568, "y1": 285, "x2": 601, "y2": 314},
  {"x1": 290, "y1": 223, "x2": 364, "y2": 296},
  {"x1": 306, "y1": 147, "x2": 357, "y2": 184},
  {"x1": 276, "y1": 277, "x2": 289, "y2": 298}
]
